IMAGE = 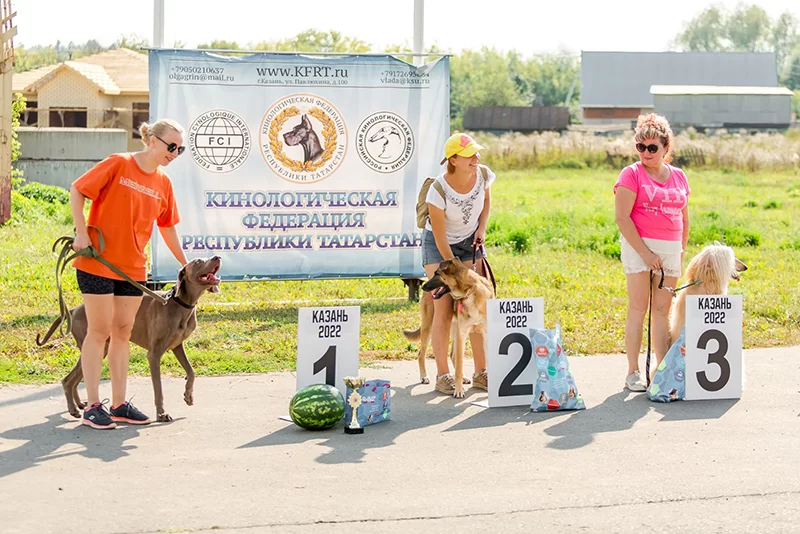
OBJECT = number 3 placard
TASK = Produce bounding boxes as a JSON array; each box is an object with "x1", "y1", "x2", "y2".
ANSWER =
[
  {"x1": 486, "y1": 298, "x2": 545, "y2": 407},
  {"x1": 685, "y1": 295, "x2": 743, "y2": 400},
  {"x1": 296, "y1": 306, "x2": 360, "y2": 394}
]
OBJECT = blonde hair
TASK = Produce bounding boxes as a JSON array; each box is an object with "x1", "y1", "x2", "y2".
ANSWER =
[
  {"x1": 634, "y1": 113, "x2": 674, "y2": 163},
  {"x1": 139, "y1": 119, "x2": 184, "y2": 147},
  {"x1": 446, "y1": 159, "x2": 456, "y2": 174}
]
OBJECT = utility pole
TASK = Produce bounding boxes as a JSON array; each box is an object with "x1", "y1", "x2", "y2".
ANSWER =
[
  {"x1": 153, "y1": 0, "x2": 165, "y2": 48},
  {"x1": 413, "y1": 0, "x2": 424, "y2": 66},
  {"x1": 0, "y1": 0, "x2": 16, "y2": 224}
]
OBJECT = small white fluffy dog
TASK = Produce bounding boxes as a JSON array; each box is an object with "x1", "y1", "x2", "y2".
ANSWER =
[{"x1": 668, "y1": 243, "x2": 748, "y2": 346}]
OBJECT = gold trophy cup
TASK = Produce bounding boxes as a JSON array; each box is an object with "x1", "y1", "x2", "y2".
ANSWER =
[{"x1": 343, "y1": 376, "x2": 365, "y2": 434}]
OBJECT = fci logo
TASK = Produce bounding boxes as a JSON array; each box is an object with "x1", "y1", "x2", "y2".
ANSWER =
[{"x1": 189, "y1": 110, "x2": 251, "y2": 173}]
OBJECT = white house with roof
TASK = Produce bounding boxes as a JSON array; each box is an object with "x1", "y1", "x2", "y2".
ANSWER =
[{"x1": 13, "y1": 48, "x2": 149, "y2": 150}]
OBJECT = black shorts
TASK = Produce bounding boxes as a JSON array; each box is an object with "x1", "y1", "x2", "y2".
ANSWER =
[{"x1": 76, "y1": 269, "x2": 144, "y2": 297}]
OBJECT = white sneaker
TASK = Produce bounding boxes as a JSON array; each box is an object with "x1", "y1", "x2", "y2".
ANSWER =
[{"x1": 625, "y1": 371, "x2": 647, "y2": 392}]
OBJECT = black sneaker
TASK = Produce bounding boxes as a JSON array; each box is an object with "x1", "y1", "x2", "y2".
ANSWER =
[
  {"x1": 82, "y1": 400, "x2": 116, "y2": 430},
  {"x1": 110, "y1": 400, "x2": 151, "y2": 425}
]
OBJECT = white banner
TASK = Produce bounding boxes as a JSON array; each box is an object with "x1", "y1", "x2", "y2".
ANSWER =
[
  {"x1": 148, "y1": 51, "x2": 450, "y2": 281},
  {"x1": 486, "y1": 298, "x2": 545, "y2": 407},
  {"x1": 296, "y1": 306, "x2": 360, "y2": 394},
  {"x1": 685, "y1": 295, "x2": 743, "y2": 400}
]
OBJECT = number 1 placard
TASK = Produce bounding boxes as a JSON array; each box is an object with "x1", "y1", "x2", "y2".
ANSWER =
[
  {"x1": 486, "y1": 298, "x2": 545, "y2": 407},
  {"x1": 685, "y1": 295, "x2": 743, "y2": 401},
  {"x1": 297, "y1": 306, "x2": 360, "y2": 394}
]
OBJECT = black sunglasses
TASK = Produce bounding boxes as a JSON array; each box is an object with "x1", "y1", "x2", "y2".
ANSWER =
[
  {"x1": 154, "y1": 135, "x2": 185, "y2": 155},
  {"x1": 636, "y1": 143, "x2": 661, "y2": 154}
]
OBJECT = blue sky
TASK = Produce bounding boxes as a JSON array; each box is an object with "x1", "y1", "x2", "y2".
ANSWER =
[{"x1": 17, "y1": 0, "x2": 800, "y2": 55}]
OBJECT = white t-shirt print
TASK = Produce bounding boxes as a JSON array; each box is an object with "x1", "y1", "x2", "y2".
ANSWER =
[{"x1": 424, "y1": 165, "x2": 496, "y2": 244}]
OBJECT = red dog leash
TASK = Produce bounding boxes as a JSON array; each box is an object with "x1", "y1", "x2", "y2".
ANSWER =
[{"x1": 471, "y1": 240, "x2": 496, "y2": 296}]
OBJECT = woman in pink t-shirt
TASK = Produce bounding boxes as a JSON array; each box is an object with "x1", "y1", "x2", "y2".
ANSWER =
[{"x1": 613, "y1": 114, "x2": 690, "y2": 392}]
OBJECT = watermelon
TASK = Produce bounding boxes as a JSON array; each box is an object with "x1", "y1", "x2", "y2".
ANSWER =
[{"x1": 289, "y1": 384, "x2": 345, "y2": 430}]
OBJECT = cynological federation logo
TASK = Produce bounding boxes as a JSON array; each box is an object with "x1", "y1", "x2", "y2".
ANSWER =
[
  {"x1": 259, "y1": 94, "x2": 347, "y2": 184},
  {"x1": 356, "y1": 112, "x2": 414, "y2": 173},
  {"x1": 189, "y1": 110, "x2": 251, "y2": 173}
]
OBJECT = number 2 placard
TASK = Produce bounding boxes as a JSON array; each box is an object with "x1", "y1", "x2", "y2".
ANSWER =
[
  {"x1": 486, "y1": 298, "x2": 545, "y2": 407},
  {"x1": 296, "y1": 306, "x2": 360, "y2": 394},
  {"x1": 685, "y1": 295, "x2": 743, "y2": 401}
]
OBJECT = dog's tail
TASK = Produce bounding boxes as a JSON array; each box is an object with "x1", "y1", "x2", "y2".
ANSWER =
[
  {"x1": 403, "y1": 327, "x2": 421, "y2": 342},
  {"x1": 35, "y1": 316, "x2": 64, "y2": 346}
]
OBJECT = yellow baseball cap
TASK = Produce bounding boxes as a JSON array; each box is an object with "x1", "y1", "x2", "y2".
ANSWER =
[{"x1": 440, "y1": 133, "x2": 486, "y2": 164}]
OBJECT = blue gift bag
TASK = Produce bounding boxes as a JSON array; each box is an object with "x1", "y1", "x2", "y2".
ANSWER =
[
  {"x1": 529, "y1": 324, "x2": 586, "y2": 412},
  {"x1": 344, "y1": 380, "x2": 391, "y2": 427},
  {"x1": 647, "y1": 328, "x2": 686, "y2": 402}
]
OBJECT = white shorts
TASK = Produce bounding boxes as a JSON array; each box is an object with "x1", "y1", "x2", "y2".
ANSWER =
[{"x1": 620, "y1": 236, "x2": 682, "y2": 278}]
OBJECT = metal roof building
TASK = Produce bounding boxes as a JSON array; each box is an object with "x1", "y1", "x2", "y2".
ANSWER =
[
  {"x1": 580, "y1": 52, "x2": 779, "y2": 125},
  {"x1": 462, "y1": 106, "x2": 569, "y2": 133},
  {"x1": 651, "y1": 85, "x2": 793, "y2": 130}
]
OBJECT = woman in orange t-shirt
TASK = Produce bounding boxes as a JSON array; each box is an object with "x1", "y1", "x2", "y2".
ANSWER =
[{"x1": 69, "y1": 119, "x2": 189, "y2": 430}]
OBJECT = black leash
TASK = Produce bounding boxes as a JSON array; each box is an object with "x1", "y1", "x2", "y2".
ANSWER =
[
  {"x1": 646, "y1": 269, "x2": 703, "y2": 387},
  {"x1": 661, "y1": 279, "x2": 703, "y2": 295},
  {"x1": 645, "y1": 269, "x2": 663, "y2": 388}
]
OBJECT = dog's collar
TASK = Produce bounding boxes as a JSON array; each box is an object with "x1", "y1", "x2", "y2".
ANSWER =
[
  {"x1": 452, "y1": 289, "x2": 476, "y2": 314},
  {"x1": 169, "y1": 288, "x2": 195, "y2": 310}
]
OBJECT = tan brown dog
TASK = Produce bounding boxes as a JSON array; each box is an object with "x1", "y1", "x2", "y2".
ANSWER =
[
  {"x1": 403, "y1": 258, "x2": 495, "y2": 398},
  {"x1": 36, "y1": 256, "x2": 222, "y2": 422},
  {"x1": 668, "y1": 244, "x2": 747, "y2": 346}
]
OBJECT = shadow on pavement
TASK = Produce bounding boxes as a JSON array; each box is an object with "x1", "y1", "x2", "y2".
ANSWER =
[
  {"x1": 0, "y1": 412, "x2": 147, "y2": 479},
  {"x1": 239, "y1": 383, "x2": 487, "y2": 464},
  {"x1": 544, "y1": 390, "x2": 738, "y2": 450},
  {"x1": 0, "y1": 385, "x2": 64, "y2": 409}
]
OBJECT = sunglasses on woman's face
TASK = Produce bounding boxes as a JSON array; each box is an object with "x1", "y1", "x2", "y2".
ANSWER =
[
  {"x1": 154, "y1": 135, "x2": 186, "y2": 155},
  {"x1": 635, "y1": 143, "x2": 661, "y2": 154}
]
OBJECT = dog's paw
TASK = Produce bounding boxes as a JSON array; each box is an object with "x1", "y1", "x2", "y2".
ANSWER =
[
  {"x1": 420, "y1": 376, "x2": 430, "y2": 385},
  {"x1": 462, "y1": 376, "x2": 471, "y2": 384},
  {"x1": 68, "y1": 407, "x2": 81, "y2": 419},
  {"x1": 76, "y1": 399, "x2": 86, "y2": 410},
  {"x1": 184, "y1": 390, "x2": 194, "y2": 406},
  {"x1": 453, "y1": 389, "x2": 466, "y2": 399},
  {"x1": 157, "y1": 413, "x2": 173, "y2": 423}
]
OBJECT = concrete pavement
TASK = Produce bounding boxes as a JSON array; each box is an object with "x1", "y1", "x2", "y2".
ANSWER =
[{"x1": 1, "y1": 346, "x2": 799, "y2": 533}]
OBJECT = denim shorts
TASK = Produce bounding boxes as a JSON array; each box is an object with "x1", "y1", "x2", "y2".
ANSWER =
[{"x1": 421, "y1": 229, "x2": 485, "y2": 266}]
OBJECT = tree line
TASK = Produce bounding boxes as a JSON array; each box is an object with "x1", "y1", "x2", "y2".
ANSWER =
[
  {"x1": 14, "y1": 5, "x2": 800, "y2": 127},
  {"x1": 14, "y1": 29, "x2": 580, "y2": 128},
  {"x1": 673, "y1": 4, "x2": 800, "y2": 90}
]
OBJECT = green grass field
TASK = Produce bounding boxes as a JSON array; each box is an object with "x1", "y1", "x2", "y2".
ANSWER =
[{"x1": 2, "y1": 168, "x2": 798, "y2": 384}]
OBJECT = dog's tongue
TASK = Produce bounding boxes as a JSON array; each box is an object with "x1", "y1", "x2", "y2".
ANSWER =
[{"x1": 201, "y1": 272, "x2": 221, "y2": 283}]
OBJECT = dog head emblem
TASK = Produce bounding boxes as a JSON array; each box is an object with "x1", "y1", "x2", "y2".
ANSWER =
[{"x1": 283, "y1": 115, "x2": 313, "y2": 147}]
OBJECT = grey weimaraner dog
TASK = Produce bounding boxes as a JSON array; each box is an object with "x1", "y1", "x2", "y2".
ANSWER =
[{"x1": 37, "y1": 256, "x2": 222, "y2": 422}]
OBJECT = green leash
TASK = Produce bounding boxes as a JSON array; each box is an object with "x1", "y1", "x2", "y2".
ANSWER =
[{"x1": 53, "y1": 227, "x2": 168, "y2": 336}]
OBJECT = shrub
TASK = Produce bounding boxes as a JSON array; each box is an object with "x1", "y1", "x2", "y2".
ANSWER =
[{"x1": 470, "y1": 129, "x2": 800, "y2": 172}]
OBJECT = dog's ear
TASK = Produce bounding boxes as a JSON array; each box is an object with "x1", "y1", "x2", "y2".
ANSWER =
[
  {"x1": 175, "y1": 264, "x2": 187, "y2": 294},
  {"x1": 301, "y1": 114, "x2": 311, "y2": 129}
]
